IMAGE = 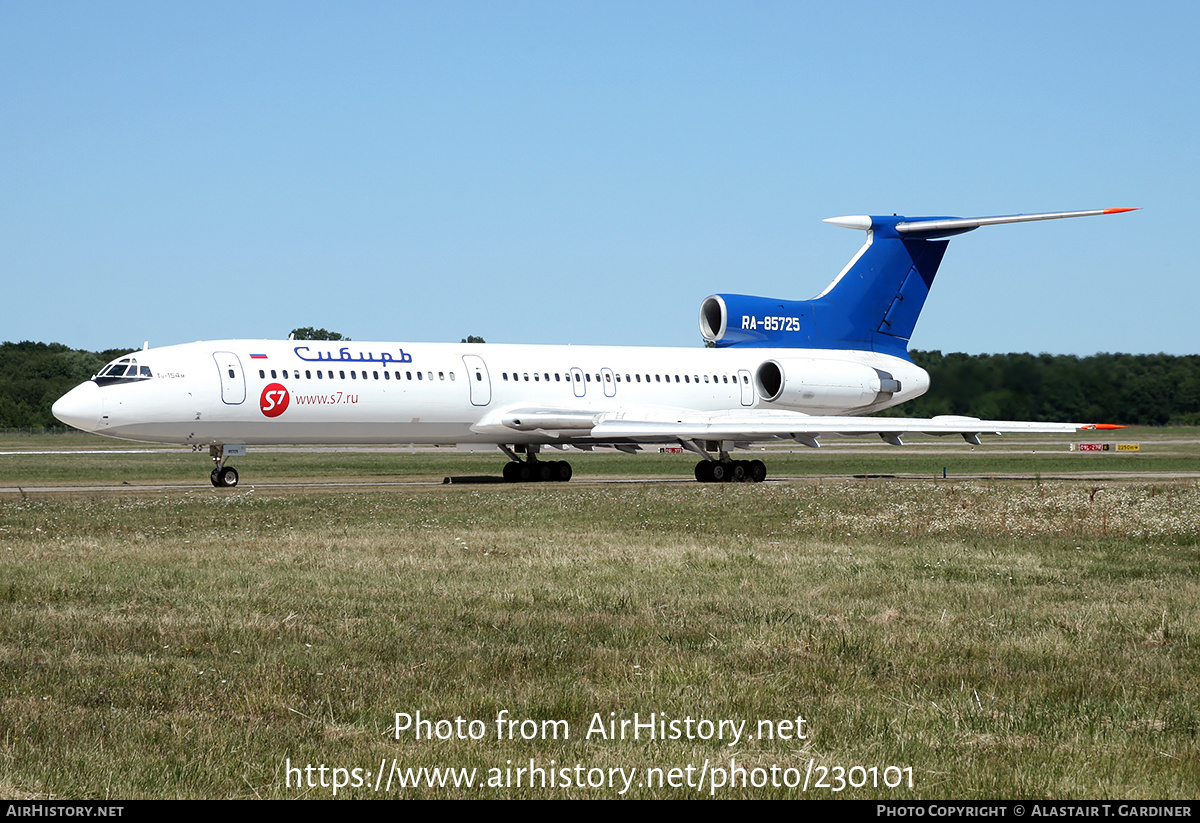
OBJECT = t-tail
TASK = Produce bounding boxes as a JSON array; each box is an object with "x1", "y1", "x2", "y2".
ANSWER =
[{"x1": 699, "y1": 208, "x2": 1136, "y2": 358}]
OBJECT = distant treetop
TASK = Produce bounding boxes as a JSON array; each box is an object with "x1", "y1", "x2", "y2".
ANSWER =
[
  {"x1": 461, "y1": 335, "x2": 486, "y2": 344},
  {"x1": 290, "y1": 328, "x2": 349, "y2": 341}
]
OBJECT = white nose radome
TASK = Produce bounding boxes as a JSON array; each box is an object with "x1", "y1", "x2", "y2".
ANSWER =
[{"x1": 52, "y1": 381, "x2": 102, "y2": 432}]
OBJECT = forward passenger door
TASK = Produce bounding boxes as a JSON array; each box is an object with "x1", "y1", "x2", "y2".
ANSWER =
[{"x1": 213, "y1": 352, "x2": 246, "y2": 405}]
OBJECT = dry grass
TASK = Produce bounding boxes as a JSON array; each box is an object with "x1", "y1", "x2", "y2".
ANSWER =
[{"x1": 1, "y1": 477, "x2": 1198, "y2": 798}]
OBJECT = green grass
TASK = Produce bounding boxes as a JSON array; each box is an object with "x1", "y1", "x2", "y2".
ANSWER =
[
  {"x1": 2, "y1": 451, "x2": 1199, "y2": 798},
  {"x1": 1, "y1": 426, "x2": 1196, "y2": 488}
]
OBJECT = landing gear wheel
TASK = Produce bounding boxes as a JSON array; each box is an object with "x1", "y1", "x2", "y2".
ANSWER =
[
  {"x1": 210, "y1": 468, "x2": 221, "y2": 487},
  {"x1": 216, "y1": 466, "x2": 239, "y2": 487},
  {"x1": 502, "y1": 456, "x2": 573, "y2": 483},
  {"x1": 749, "y1": 460, "x2": 767, "y2": 483},
  {"x1": 695, "y1": 457, "x2": 766, "y2": 483}
]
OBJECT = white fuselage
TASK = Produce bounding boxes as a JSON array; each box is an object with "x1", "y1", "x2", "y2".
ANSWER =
[{"x1": 52, "y1": 339, "x2": 930, "y2": 448}]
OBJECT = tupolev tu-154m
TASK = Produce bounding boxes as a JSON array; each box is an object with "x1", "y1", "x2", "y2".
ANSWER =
[{"x1": 52, "y1": 207, "x2": 1133, "y2": 487}]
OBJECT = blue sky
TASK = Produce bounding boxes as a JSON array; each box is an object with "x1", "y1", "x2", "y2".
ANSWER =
[{"x1": 2, "y1": 2, "x2": 1195, "y2": 355}]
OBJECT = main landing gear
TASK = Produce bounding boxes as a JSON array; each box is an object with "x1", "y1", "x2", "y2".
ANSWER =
[
  {"x1": 500, "y1": 445, "x2": 573, "y2": 483},
  {"x1": 208, "y1": 444, "x2": 240, "y2": 487},
  {"x1": 684, "y1": 440, "x2": 768, "y2": 483},
  {"x1": 694, "y1": 458, "x2": 767, "y2": 483}
]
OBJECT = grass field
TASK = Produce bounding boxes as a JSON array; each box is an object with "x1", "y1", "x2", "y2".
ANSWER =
[{"x1": 1, "y1": 431, "x2": 1198, "y2": 798}]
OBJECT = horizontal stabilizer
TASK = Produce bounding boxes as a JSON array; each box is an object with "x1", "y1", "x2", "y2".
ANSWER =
[
  {"x1": 894, "y1": 208, "x2": 1137, "y2": 238},
  {"x1": 823, "y1": 208, "x2": 1137, "y2": 239}
]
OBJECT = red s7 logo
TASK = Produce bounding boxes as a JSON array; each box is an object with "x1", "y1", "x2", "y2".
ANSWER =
[{"x1": 260, "y1": 383, "x2": 290, "y2": 417}]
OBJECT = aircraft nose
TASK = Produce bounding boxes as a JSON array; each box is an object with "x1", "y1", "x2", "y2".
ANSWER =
[{"x1": 52, "y1": 381, "x2": 102, "y2": 432}]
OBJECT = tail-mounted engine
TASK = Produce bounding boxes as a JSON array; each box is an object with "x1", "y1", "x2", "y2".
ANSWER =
[
  {"x1": 700, "y1": 294, "x2": 811, "y2": 348},
  {"x1": 754, "y1": 357, "x2": 901, "y2": 412}
]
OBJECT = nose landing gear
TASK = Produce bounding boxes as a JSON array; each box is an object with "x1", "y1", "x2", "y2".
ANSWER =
[
  {"x1": 208, "y1": 444, "x2": 241, "y2": 487},
  {"x1": 210, "y1": 465, "x2": 239, "y2": 487}
]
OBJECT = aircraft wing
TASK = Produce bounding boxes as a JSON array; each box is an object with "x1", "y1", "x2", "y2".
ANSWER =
[
  {"x1": 589, "y1": 412, "x2": 1111, "y2": 447},
  {"x1": 473, "y1": 407, "x2": 1117, "y2": 447}
]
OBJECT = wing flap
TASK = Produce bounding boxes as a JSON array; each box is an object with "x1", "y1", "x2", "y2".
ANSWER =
[{"x1": 590, "y1": 413, "x2": 1093, "y2": 442}]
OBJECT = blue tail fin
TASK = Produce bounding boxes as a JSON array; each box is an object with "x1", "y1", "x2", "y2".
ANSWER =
[{"x1": 699, "y1": 209, "x2": 1134, "y2": 358}]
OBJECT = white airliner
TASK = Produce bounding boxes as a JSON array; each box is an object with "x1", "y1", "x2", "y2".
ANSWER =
[{"x1": 52, "y1": 208, "x2": 1133, "y2": 486}]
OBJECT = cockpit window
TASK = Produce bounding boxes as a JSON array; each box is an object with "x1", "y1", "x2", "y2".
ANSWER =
[{"x1": 94, "y1": 357, "x2": 153, "y2": 386}]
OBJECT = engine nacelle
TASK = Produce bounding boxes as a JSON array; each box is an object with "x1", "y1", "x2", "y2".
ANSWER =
[
  {"x1": 700, "y1": 294, "x2": 812, "y2": 348},
  {"x1": 755, "y1": 357, "x2": 899, "y2": 412}
]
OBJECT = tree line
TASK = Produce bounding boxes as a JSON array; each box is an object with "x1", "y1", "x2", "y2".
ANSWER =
[
  {"x1": 885, "y1": 350, "x2": 1200, "y2": 427},
  {"x1": 0, "y1": 341, "x2": 137, "y2": 429},
  {"x1": 2, "y1": 341, "x2": 1197, "y2": 429}
]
